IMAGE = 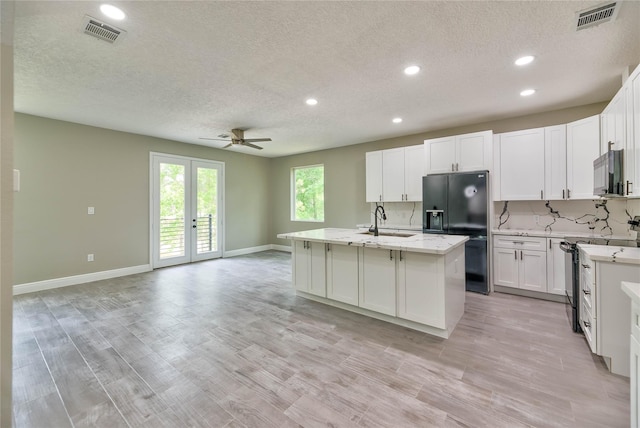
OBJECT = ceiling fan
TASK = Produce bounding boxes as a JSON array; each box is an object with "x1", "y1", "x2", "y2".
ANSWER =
[{"x1": 199, "y1": 128, "x2": 272, "y2": 150}]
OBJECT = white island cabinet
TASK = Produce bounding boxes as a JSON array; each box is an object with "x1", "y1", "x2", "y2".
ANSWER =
[{"x1": 277, "y1": 228, "x2": 468, "y2": 339}]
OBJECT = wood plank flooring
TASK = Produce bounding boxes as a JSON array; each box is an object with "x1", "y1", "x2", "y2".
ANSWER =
[{"x1": 12, "y1": 250, "x2": 629, "y2": 427}]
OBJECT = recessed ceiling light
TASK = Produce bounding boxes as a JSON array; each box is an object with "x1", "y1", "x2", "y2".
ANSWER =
[
  {"x1": 515, "y1": 55, "x2": 535, "y2": 66},
  {"x1": 404, "y1": 65, "x2": 421, "y2": 75},
  {"x1": 392, "y1": 118, "x2": 403, "y2": 124},
  {"x1": 305, "y1": 98, "x2": 318, "y2": 106},
  {"x1": 520, "y1": 89, "x2": 536, "y2": 97},
  {"x1": 100, "y1": 4, "x2": 126, "y2": 20}
]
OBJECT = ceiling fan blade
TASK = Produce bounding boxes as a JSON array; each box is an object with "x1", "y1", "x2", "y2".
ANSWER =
[
  {"x1": 241, "y1": 142, "x2": 263, "y2": 150},
  {"x1": 242, "y1": 138, "x2": 272, "y2": 143},
  {"x1": 199, "y1": 137, "x2": 230, "y2": 141},
  {"x1": 223, "y1": 142, "x2": 234, "y2": 148}
]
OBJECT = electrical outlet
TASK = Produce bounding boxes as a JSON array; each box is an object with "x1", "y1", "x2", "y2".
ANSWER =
[
  {"x1": 88, "y1": 207, "x2": 95, "y2": 215},
  {"x1": 87, "y1": 254, "x2": 94, "y2": 262}
]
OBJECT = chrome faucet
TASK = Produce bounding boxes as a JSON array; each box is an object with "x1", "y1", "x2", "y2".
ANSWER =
[{"x1": 369, "y1": 204, "x2": 387, "y2": 236}]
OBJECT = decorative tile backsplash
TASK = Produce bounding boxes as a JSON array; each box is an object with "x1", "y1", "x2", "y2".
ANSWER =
[
  {"x1": 495, "y1": 199, "x2": 638, "y2": 238},
  {"x1": 368, "y1": 199, "x2": 640, "y2": 238}
]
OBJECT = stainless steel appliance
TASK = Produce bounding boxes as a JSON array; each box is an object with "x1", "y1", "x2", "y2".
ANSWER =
[
  {"x1": 559, "y1": 236, "x2": 638, "y2": 333},
  {"x1": 593, "y1": 148, "x2": 624, "y2": 196},
  {"x1": 422, "y1": 171, "x2": 489, "y2": 294}
]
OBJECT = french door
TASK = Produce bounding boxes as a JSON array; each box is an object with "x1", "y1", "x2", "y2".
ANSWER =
[{"x1": 151, "y1": 154, "x2": 224, "y2": 268}]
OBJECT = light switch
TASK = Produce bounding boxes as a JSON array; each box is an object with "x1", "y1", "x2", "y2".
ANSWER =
[{"x1": 88, "y1": 207, "x2": 95, "y2": 215}]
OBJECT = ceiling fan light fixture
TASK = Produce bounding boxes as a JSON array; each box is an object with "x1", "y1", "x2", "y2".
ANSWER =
[
  {"x1": 100, "y1": 4, "x2": 126, "y2": 20},
  {"x1": 306, "y1": 98, "x2": 318, "y2": 106}
]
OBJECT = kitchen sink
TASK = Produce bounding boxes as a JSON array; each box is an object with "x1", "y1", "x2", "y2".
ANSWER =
[{"x1": 358, "y1": 231, "x2": 416, "y2": 238}]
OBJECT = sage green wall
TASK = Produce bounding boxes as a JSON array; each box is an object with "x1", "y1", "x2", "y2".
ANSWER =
[
  {"x1": 14, "y1": 113, "x2": 271, "y2": 284},
  {"x1": 271, "y1": 102, "x2": 608, "y2": 246}
]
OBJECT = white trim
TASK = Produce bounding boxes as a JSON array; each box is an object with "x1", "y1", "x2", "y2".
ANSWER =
[
  {"x1": 224, "y1": 244, "x2": 291, "y2": 258},
  {"x1": 13, "y1": 265, "x2": 152, "y2": 296}
]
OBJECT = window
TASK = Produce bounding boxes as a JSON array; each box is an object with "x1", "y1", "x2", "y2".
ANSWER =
[{"x1": 292, "y1": 164, "x2": 325, "y2": 222}]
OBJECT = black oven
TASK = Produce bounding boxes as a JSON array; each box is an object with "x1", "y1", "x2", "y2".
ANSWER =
[{"x1": 559, "y1": 240, "x2": 581, "y2": 332}]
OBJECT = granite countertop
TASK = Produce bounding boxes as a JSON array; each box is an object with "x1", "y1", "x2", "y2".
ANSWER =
[
  {"x1": 492, "y1": 229, "x2": 634, "y2": 240},
  {"x1": 577, "y1": 243, "x2": 640, "y2": 265},
  {"x1": 277, "y1": 228, "x2": 468, "y2": 255},
  {"x1": 622, "y1": 282, "x2": 640, "y2": 305}
]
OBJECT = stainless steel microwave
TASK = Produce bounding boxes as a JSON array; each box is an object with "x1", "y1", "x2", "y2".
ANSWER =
[{"x1": 593, "y1": 149, "x2": 624, "y2": 196}]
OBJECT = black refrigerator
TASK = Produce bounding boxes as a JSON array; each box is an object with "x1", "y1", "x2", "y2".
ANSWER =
[{"x1": 422, "y1": 171, "x2": 489, "y2": 294}]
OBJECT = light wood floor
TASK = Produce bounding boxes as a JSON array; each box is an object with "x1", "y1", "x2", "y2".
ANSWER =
[{"x1": 13, "y1": 250, "x2": 629, "y2": 427}]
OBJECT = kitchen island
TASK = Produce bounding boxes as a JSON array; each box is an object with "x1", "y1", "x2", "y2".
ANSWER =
[{"x1": 276, "y1": 228, "x2": 468, "y2": 338}]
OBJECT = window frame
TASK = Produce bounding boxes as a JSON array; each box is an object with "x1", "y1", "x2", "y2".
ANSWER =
[{"x1": 290, "y1": 164, "x2": 325, "y2": 223}]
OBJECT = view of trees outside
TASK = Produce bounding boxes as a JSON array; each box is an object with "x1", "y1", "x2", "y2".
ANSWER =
[
  {"x1": 293, "y1": 165, "x2": 324, "y2": 221},
  {"x1": 196, "y1": 167, "x2": 218, "y2": 253},
  {"x1": 159, "y1": 163, "x2": 218, "y2": 259},
  {"x1": 159, "y1": 163, "x2": 186, "y2": 259}
]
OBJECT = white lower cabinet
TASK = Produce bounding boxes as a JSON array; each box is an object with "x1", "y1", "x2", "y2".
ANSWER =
[
  {"x1": 359, "y1": 247, "x2": 396, "y2": 316},
  {"x1": 293, "y1": 240, "x2": 326, "y2": 297},
  {"x1": 326, "y1": 244, "x2": 359, "y2": 306},
  {"x1": 493, "y1": 235, "x2": 547, "y2": 293},
  {"x1": 631, "y1": 333, "x2": 640, "y2": 428},
  {"x1": 546, "y1": 238, "x2": 566, "y2": 295},
  {"x1": 398, "y1": 251, "x2": 445, "y2": 328}
]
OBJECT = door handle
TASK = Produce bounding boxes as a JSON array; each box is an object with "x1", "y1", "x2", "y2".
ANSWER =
[
  {"x1": 192, "y1": 225, "x2": 197, "y2": 229},
  {"x1": 540, "y1": 190, "x2": 543, "y2": 200},
  {"x1": 514, "y1": 250, "x2": 517, "y2": 260},
  {"x1": 456, "y1": 163, "x2": 459, "y2": 171},
  {"x1": 628, "y1": 181, "x2": 633, "y2": 195},
  {"x1": 399, "y1": 250, "x2": 403, "y2": 261},
  {"x1": 582, "y1": 289, "x2": 591, "y2": 295},
  {"x1": 567, "y1": 189, "x2": 571, "y2": 199},
  {"x1": 583, "y1": 321, "x2": 591, "y2": 328},
  {"x1": 562, "y1": 189, "x2": 565, "y2": 199},
  {"x1": 520, "y1": 251, "x2": 523, "y2": 260},
  {"x1": 452, "y1": 163, "x2": 455, "y2": 172}
]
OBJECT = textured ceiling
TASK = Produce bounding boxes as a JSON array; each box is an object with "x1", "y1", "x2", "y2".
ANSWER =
[{"x1": 13, "y1": 1, "x2": 640, "y2": 157}]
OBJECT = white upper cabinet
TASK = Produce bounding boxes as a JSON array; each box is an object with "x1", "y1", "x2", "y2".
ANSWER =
[
  {"x1": 543, "y1": 125, "x2": 567, "y2": 200},
  {"x1": 404, "y1": 145, "x2": 426, "y2": 201},
  {"x1": 424, "y1": 136, "x2": 456, "y2": 173},
  {"x1": 424, "y1": 130, "x2": 492, "y2": 174},
  {"x1": 365, "y1": 151, "x2": 383, "y2": 203},
  {"x1": 601, "y1": 88, "x2": 626, "y2": 153},
  {"x1": 626, "y1": 65, "x2": 640, "y2": 196},
  {"x1": 382, "y1": 148, "x2": 406, "y2": 202},
  {"x1": 566, "y1": 115, "x2": 600, "y2": 199},
  {"x1": 497, "y1": 128, "x2": 545, "y2": 201},
  {"x1": 365, "y1": 145, "x2": 425, "y2": 203}
]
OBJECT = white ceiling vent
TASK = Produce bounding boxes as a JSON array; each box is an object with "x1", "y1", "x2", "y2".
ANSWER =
[
  {"x1": 81, "y1": 15, "x2": 126, "y2": 44},
  {"x1": 575, "y1": 2, "x2": 620, "y2": 31}
]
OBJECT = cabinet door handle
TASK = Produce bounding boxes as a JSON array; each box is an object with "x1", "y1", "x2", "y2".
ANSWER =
[
  {"x1": 390, "y1": 250, "x2": 393, "y2": 261},
  {"x1": 584, "y1": 321, "x2": 591, "y2": 328},
  {"x1": 326, "y1": 243, "x2": 330, "y2": 252},
  {"x1": 520, "y1": 250, "x2": 523, "y2": 260},
  {"x1": 583, "y1": 289, "x2": 591, "y2": 295},
  {"x1": 514, "y1": 250, "x2": 517, "y2": 260},
  {"x1": 456, "y1": 163, "x2": 459, "y2": 171},
  {"x1": 582, "y1": 263, "x2": 591, "y2": 269},
  {"x1": 562, "y1": 189, "x2": 565, "y2": 199},
  {"x1": 452, "y1": 163, "x2": 455, "y2": 172},
  {"x1": 628, "y1": 181, "x2": 633, "y2": 195},
  {"x1": 567, "y1": 189, "x2": 571, "y2": 199},
  {"x1": 379, "y1": 195, "x2": 382, "y2": 202},
  {"x1": 540, "y1": 190, "x2": 543, "y2": 200},
  {"x1": 399, "y1": 250, "x2": 403, "y2": 261},
  {"x1": 549, "y1": 240, "x2": 552, "y2": 250}
]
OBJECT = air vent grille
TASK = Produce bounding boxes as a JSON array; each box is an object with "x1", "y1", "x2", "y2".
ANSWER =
[
  {"x1": 575, "y1": 2, "x2": 619, "y2": 31},
  {"x1": 82, "y1": 15, "x2": 126, "y2": 43}
]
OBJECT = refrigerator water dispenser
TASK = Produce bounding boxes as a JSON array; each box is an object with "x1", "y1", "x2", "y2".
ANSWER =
[{"x1": 424, "y1": 209, "x2": 444, "y2": 231}]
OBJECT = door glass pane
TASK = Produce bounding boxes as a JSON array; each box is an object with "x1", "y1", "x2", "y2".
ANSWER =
[
  {"x1": 159, "y1": 163, "x2": 186, "y2": 259},
  {"x1": 196, "y1": 166, "x2": 218, "y2": 254}
]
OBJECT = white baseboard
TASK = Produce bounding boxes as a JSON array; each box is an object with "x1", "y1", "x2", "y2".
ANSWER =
[
  {"x1": 224, "y1": 244, "x2": 291, "y2": 257},
  {"x1": 271, "y1": 244, "x2": 291, "y2": 253},
  {"x1": 13, "y1": 264, "x2": 152, "y2": 296}
]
